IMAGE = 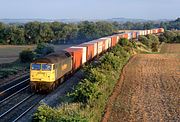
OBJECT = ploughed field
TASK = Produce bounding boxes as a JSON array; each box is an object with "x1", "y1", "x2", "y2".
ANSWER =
[
  {"x1": 0, "y1": 45, "x2": 36, "y2": 64},
  {"x1": 108, "y1": 44, "x2": 180, "y2": 122}
]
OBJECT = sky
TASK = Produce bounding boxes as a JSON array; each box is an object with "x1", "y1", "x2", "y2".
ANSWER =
[{"x1": 0, "y1": 0, "x2": 179, "y2": 20}]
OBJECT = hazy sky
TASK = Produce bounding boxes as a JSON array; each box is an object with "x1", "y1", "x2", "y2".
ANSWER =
[{"x1": 0, "y1": 0, "x2": 179, "y2": 20}]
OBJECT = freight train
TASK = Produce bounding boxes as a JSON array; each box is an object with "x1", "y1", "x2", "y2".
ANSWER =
[{"x1": 30, "y1": 28, "x2": 164, "y2": 92}]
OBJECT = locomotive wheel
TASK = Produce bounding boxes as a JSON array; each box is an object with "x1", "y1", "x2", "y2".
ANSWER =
[
  {"x1": 30, "y1": 82, "x2": 37, "y2": 92},
  {"x1": 51, "y1": 82, "x2": 55, "y2": 91},
  {"x1": 60, "y1": 76, "x2": 64, "y2": 84}
]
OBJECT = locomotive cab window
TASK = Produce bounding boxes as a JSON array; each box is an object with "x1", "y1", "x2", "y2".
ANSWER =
[
  {"x1": 42, "y1": 64, "x2": 52, "y2": 71},
  {"x1": 31, "y1": 64, "x2": 41, "y2": 70}
]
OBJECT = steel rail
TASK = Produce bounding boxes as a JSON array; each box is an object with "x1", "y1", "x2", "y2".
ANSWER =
[{"x1": 0, "y1": 93, "x2": 34, "y2": 118}]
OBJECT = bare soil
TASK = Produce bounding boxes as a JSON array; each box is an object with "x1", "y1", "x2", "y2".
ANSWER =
[
  {"x1": 160, "y1": 43, "x2": 180, "y2": 53},
  {"x1": 102, "y1": 44, "x2": 180, "y2": 122},
  {"x1": 0, "y1": 45, "x2": 36, "y2": 64}
]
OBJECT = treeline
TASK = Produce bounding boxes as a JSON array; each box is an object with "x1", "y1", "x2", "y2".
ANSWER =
[
  {"x1": 0, "y1": 21, "x2": 116, "y2": 45},
  {"x1": 117, "y1": 18, "x2": 180, "y2": 30},
  {"x1": 159, "y1": 30, "x2": 180, "y2": 43},
  {"x1": 138, "y1": 30, "x2": 180, "y2": 52},
  {"x1": 0, "y1": 18, "x2": 179, "y2": 45}
]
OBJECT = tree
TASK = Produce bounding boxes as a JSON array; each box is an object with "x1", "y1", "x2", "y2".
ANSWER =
[
  {"x1": 19, "y1": 49, "x2": 35, "y2": 63},
  {"x1": 96, "y1": 21, "x2": 115, "y2": 37},
  {"x1": 78, "y1": 21, "x2": 99, "y2": 40},
  {"x1": 24, "y1": 22, "x2": 41, "y2": 44},
  {"x1": 143, "y1": 22, "x2": 154, "y2": 29},
  {"x1": 35, "y1": 43, "x2": 54, "y2": 57},
  {"x1": 0, "y1": 22, "x2": 6, "y2": 44},
  {"x1": 163, "y1": 31, "x2": 176, "y2": 42},
  {"x1": 159, "y1": 34, "x2": 168, "y2": 42},
  {"x1": 39, "y1": 23, "x2": 54, "y2": 43}
]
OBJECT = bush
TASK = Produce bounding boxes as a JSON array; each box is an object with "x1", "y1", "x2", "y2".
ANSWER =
[
  {"x1": 159, "y1": 34, "x2": 168, "y2": 42},
  {"x1": 84, "y1": 67, "x2": 106, "y2": 84},
  {"x1": 147, "y1": 34, "x2": 159, "y2": 43},
  {"x1": 151, "y1": 42, "x2": 159, "y2": 52},
  {"x1": 160, "y1": 30, "x2": 180, "y2": 43},
  {"x1": 111, "y1": 45, "x2": 129, "y2": 58},
  {"x1": 147, "y1": 34, "x2": 160, "y2": 52},
  {"x1": 19, "y1": 49, "x2": 35, "y2": 63},
  {"x1": 0, "y1": 39, "x2": 6, "y2": 44},
  {"x1": 131, "y1": 41, "x2": 137, "y2": 48},
  {"x1": 163, "y1": 30, "x2": 177, "y2": 42},
  {"x1": 35, "y1": 43, "x2": 54, "y2": 57},
  {"x1": 173, "y1": 35, "x2": 180, "y2": 43},
  {"x1": 100, "y1": 53, "x2": 122, "y2": 70},
  {"x1": 139, "y1": 34, "x2": 160, "y2": 52},
  {"x1": 33, "y1": 103, "x2": 88, "y2": 122},
  {"x1": 70, "y1": 79, "x2": 101, "y2": 103},
  {"x1": 138, "y1": 35, "x2": 151, "y2": 48},
  {"x1": 119, "y1": 38, "x2": 130, "y2": 46}
]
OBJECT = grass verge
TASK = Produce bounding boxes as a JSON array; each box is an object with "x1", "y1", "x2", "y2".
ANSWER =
[{"x1": 0, "y1": 60, "x2": 29, "y2": 79}]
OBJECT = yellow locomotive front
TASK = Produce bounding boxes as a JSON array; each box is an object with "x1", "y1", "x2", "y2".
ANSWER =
[
  {"x1": 30, "y1": 63, "x2": 55, "y2": 82},
  {"x1": 30, "y1": 51, "x2": 72, "y2": 93},
  {"x1": 30, "y1": 63, "x2": 56, "y2": 92}
]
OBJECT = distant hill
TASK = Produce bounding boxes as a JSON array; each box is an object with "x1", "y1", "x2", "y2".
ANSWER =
[
  {"x1": 0, "y1": 18, "x2": 83, "y2": 24},
  {"x1": 161, "y1": 18, "x2": 180, "y2": 30},
  {"x1": 0, "y1": 18, "x2": 171, "y2": 24},
  {"x1": 106, "y1": 17, "x2": 149, "y2": 23}
]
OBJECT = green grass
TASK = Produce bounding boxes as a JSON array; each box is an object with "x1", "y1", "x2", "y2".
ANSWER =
[{"x1": 0, "y1": 60, "x2": 29, "y2": 79}]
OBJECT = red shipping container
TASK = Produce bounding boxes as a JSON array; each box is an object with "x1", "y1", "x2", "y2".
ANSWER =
[
  {"x1": 110, "y1": 36, "x2": 117, "y2": 47},
  {"x1": 100, "y1": 39, "x2": 106, "y2": 51},
  {"x1": 84, "y1": 41, "x2": 98, "y2": 57},
  {"x1": 100, "y1": 37, "x2": 110, "y2": 50},
  {"x1": 153, "y1": 29, "x2": 157, "y2": 34},
  {"x1": 123, "y1": 33, "x2": 129, "y2": 39},
  {"x1": 158, "y1": 28, "x2": 164, "y2": 33},
  {"x1": 90, "y1": 40, "x2": 103, "y2": 54},
  {"x1": 132, "y1": 32, "x2": 137, "y2": 39},
  {"x1": 78, "y1": 43, "x2": 94, "y2": 61},
  {"x1": 64, "y1": 47, "x2": 83, "y2": 70}
]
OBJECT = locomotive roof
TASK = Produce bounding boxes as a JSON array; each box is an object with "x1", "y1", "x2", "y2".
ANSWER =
[{"x1": 33, "y1": 50, "x2": 71, "y2": 64}]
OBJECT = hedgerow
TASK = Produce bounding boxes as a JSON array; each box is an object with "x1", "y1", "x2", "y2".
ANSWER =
[
  {"x1": 138, "y1": 34, "x2": 160, "y2": 52},
  {"x1": 33, "y1": 103, "x2": 88, "y2": 122},
  {"x1": 33, "y1": 39, "x2": 141, "y2": 122}
]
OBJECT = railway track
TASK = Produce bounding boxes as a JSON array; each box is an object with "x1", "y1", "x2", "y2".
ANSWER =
[
  {"x1": 0, "y1": 78, "x2": 30, "y2": 101},
  {"x1": 0, "y1": 76, "x2": 46, "y2": 122},
  {"x1": 0, "y1": 91, "x2": 45, "y2": 122}
]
